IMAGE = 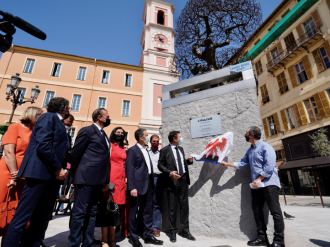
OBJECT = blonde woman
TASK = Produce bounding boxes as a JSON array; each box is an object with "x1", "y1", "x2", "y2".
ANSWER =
[{"x1": 0, "y1": 106, "x2": 43, "y2": 246}]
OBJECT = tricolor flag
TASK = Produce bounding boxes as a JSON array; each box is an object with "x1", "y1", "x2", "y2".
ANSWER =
[{"x1": 191, "y1": 132, "x2": 234, "y2": 165}]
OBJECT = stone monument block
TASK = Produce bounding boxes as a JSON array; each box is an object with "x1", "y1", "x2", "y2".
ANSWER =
[{"x1": 161, "y1": 62, "x2": 274, "y2": 241}]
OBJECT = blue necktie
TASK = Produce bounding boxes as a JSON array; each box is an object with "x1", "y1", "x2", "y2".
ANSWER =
[{"x1": 175, "y1": 147, "x2": 184, "y2": 177}]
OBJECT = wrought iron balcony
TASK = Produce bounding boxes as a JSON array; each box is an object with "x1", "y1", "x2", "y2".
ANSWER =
[{"x1": 266, "y1": 26, "x2": 323, "y2": 73}]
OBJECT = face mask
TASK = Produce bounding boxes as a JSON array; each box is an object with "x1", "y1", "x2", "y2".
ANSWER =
[
  {"x1": 103, "y1": 118, "x2": 111, "y2": 128},
  {"x1": 65, "y1": 125, "x2": 71, "y2": 132},
  {"x1": 115, "y1": 134, "x2": 124, "y2": 142},
  {"x1": 64, "y1": 113, "x2": 70, "y2": 120},
  {"x1": 144, "y1": 136, "x2": 150, "y2": 145},
  {"x1": 178, "y1": 137, "x2": 183, "y2": 145},
  {"x1": 151, "y1": 142, "x2": 159, "y2": 148},
  {"x1": 245, "y1": 134, "x2": 250, "y2": 142}
]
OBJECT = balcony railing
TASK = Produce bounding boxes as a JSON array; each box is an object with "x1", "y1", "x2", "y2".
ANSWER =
[{"x1": 266, "y1": 26, "x2": 322, "y2": 72}]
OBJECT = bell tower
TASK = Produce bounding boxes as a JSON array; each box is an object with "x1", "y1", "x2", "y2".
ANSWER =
[{"x1": 139, "y1": 0, "x2": 177, "y2": 142}]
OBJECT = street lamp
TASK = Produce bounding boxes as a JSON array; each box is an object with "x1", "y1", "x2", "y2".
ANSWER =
[
  {"x1": 5, "y1": 73, "x2": 41, "y2": 124},
  {"x1": 270, "y1": 123, "x2": 285, "y2": 135}
]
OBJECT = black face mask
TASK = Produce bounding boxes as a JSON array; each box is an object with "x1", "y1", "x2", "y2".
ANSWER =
[
  {"x1": 103, "y1": 118, "x2": 111, "y2": 128},
  {"x1": 115, "y1": 134, "x2": 124, "y2": 142},
  {"x1": 64, "y1": 113, "x2": 70, "y2": 120},
  {"x1": 245, "y1": 134, "x2": 250, "y2": 142}
]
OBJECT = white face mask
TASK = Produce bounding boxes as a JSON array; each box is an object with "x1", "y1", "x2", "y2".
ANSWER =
[
  {"x1": 144, "y1": 136, "x2": 150, "y2": 145},
  {"x1": 65, "y1": 125, "x2": 71, "y2": 133}
]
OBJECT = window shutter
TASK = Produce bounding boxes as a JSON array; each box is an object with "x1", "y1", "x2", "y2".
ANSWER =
[
  {"x1": 281, "y1": 149, "x2": 286, "y2": 160},
  {"x1": 262, "y1": 118, "x2": 270, "y2": 138},
  {"x1": 324, "y1": 40, "x2": 330, "y2": 59},
  {"x1": 277, "y1": 42, "x2": 283, "y2": 54},
  {"x1": 313, "y1": 93, "x2": 326, "y2": 119},
  {"x1": 280, "y1": 109, "x2": 289, "y2": 131},
  {"x1": 288, "y1": 65, "x2": 298, "y2": 88},
  {"x1": 273, "y1": 112, "x2": 281, "y2": 133},
  {"x1": 296, "y1": 24, "x2": 303, "y2": 37},
  {"x1": 312, "y1": 10, "x2": 323, "y2": 28},
  {"x1": 296, "y1": 101, "x2": 308, "y2": 126},
  {"x1": 293, "y1": 104, "x2": 303, "y2": 127},
  {"x1": 319, "y1": 90, "x2": 330, "y2": 117},
  {"x1": 266, "y1": 52, "x2": 271, "y2": 63},
  {"x1": 312, "y1": 50, "x2": 325, "y2": 73},
  {"x1": 302, "y1": 55, "x2": 313, "y2": 79}
]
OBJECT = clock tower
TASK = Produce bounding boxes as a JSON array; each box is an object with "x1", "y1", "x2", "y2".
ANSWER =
[{"x1": 139, "y1": 0, "x2": 177, "y2": 142}]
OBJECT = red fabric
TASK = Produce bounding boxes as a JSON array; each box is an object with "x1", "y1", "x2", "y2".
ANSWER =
[{"x1": 104, "y1": 143, "x2": 127, "y2": 205}]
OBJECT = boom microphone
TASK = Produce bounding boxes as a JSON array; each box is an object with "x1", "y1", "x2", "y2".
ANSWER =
[{"x1": 13, "y1": 16, "x2": 46, "y2": 40}]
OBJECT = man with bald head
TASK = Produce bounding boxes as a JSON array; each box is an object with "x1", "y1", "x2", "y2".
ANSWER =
[{"x1": 221, "y1": 126, "x2": 285, "y2": 247}]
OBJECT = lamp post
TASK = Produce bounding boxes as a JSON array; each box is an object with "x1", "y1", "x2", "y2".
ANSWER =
[{"x1": 6, "y1": 73, "x2": 41, "y2": 124}]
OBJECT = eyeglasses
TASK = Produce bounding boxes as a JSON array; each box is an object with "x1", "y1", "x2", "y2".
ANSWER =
[{"x1": 67, "y1": 106, "x2": 72, "y2": 112}]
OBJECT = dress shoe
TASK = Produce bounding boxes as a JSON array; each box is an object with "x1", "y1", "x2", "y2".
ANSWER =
[
  {"x1": 144, "y1": 237, "x2": 163, "y2": 245},
  {"x1": 129, "y1": 238, "x2": 142, "y2": 247},
  {"x1": 180, "y1": 231, "x2": 196, "y2": 241},
  {"x1": 170, "y1": 233, "x2": 176, "y2": 243},
  {"x1": 270, "y1": 243, "x2": 285, "y2": 247},
  {"x1": 154, "y1": 229, "x2": 160, "y2": 237},
  {"x1": 247, "y1": 238, "x2": 270, "y2": 246}
]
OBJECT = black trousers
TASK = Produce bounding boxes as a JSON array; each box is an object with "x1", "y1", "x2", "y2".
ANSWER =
[
  {"x1": 251, "y1": 185, "x2": 285, "y2": 245},
  {"x1": 61, "y1": 169, "x2": 74, "y2": 196},
  {"x1": 68, "y1": 184, "x2": 102, "y2": 247},
  {"x1": 128, "y1": 176, "x2": 154, "y2": 241},
  {"x1": 167, "y1": 174, "x2": 189, "y2": 234},
  {"x1": 4, "y1": 178, "x2": 59, "y2": 247}
]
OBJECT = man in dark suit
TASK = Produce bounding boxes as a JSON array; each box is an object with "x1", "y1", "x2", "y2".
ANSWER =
[
  {"x1": 127, "y1": 129, "x2": 163, "y2": 247},
  {"x1": 69, "y1": 108, "x2": 111, "y2": 247},
  {"x1": 4, "y1": 97, "x2": 70, "y2": 247},
  {"x1": 158, "y1": 131, "x2": 195, "y2": 243}
]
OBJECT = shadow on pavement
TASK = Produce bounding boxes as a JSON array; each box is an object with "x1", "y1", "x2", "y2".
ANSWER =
[{"x1": 310, "y1": 239, "x2": 330, "y2": 246}]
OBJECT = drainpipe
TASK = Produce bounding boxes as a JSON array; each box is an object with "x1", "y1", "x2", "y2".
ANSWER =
[
  {"x1": 85, "y1": 59, "x2": 97, "y2": 126},
  {"x1": 0, "y1": 45, "x2": 15, "y2": 88}
]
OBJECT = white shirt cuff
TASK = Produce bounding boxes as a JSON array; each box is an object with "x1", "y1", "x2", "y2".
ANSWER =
[
  {"x1": 260, "y1": 171, "x2": 270, "y2": 178},
  {"x1": 233, "y1": 162, "x2": 240, "y2": 169}
]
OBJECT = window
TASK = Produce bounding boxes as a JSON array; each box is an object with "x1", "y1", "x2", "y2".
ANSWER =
[
  {"x1": 98, "y1": 97, "x2": 106, "y2": 108},
  {"x1": 294, "y1": 61, "x2": 307, "y2": 84},
  {"x1": 67, "y1": 127, "x2": 76, "y2": 147},
  {"x1": 158, "y1": 97, "x2": 162, "y2": 103},
  {"x1": 268, "y1": 23, "x2": 275, "y2": 32},
  {"x1": 281, "y1": 9, "x2": 290, "y2": 18},
  {"x1": 72, "y1": 95, "x2": 81, "y2": 111},
  {"x1": 271, "y1": 47, "x2": 279, "y2": 60},
  {"x1": 254, "y1": 39, "x2": 260, "y2": 46},
  {"x1": 17, "y1": 88, "x2": 26, "y2": 103},
  {"x1": 267, "y1": 115, "x2": 277, "y2": 136},
  {"x1": 101, "y1": 71, "x2": 110, "y2": 84},
  {"x1": 122, "y1": 100, "x2": 130, "y2": 117},
  {"x1": 304, "y1": 97, "x2": 321, "y2": 123},
  {"x1": 277, "y1": 72, "x2": 289, "y2": 94},
  {"x1": 286, "y1": 106, "x2": 299, "y2": 129},
  {"x1": 125, "y1": 74, "x2": 132, "y2": 87},
  {"x1": 255, "y1": 60, "x2": 263, "y2": 76},
  {"x1": 312, "y1": 47, "x2": 330, "y2": 73},
  {"x1": 43, "y1": 91, "x2": 55, "y2": 108},
  {"x1": 284, "y1": 33, "x2": 297, "y2": 52},
  {"x1": 275, "y1": 150, "x2": 283, "y2": 160},
  {"x1": 260, "y1": 84, "x2": 270, "y2": 104},
  {"x1": 77, "y1": 67, "x2": 86, "y2": 81},
  {"x1": 51, "y1": 63, "x2": 62, "y2": 77},
  {"x1": 23, "y1": 59, "x2": 35, "y2": 73},
  {"x1": 157, "y1": 11, "x2": 165, "y2": 25},
  {"x1": 303, "y1": 17, "x2": 316, "y2": 38}
]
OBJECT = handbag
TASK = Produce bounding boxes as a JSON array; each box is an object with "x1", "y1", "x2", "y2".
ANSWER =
[
  {"x1": 95, "y1": 188, "x2": 121, "y2": 227},
  {"x1": 0, "y1": 188, "x2": 19, "y2": 235}
]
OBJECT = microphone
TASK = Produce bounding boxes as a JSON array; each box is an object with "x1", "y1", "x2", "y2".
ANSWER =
[{"x1": 13, "y1": 16, "x2": 47, "y2": 40}]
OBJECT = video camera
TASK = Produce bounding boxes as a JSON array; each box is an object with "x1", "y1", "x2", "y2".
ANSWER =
[{"x1": 0, "y1": 10, "x2": 46, "y2": 53}]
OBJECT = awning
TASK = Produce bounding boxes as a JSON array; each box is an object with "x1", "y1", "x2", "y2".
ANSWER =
[
  {"x1": 276, "y1": 161, "x2": 284, "y2": 168},
  {"x1": 241, "y1": 0, "x2": 319, "y2": 62},
  {"x1": 280, "y1": 156, "x2": 330, "y2": 170}
]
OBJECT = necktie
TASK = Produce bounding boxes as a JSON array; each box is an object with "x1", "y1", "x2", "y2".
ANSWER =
[
  {"x1": 101, "y1": 130, "x2": 108, "y2": 147},
  {"x1": 175, "y1": 147, "x2": 184, "y2": 177}
]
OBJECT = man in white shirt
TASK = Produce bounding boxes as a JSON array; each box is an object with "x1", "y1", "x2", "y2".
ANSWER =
[
  {"x1": 127, "y1": 129, "x2": 163, "y2": 247},
  {"x1": 147, "y1": 135, "x2": 163, "y2": 237}
]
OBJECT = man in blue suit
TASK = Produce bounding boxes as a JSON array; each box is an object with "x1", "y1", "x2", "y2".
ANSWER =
[
  {"x1": 5, "y1": 97, "x2": 70, "y2": 247},
  {"x1": 69, "y1": 108, "x2": 111, "y2": 247},
  {"x1": 127, "y1": 129, "x2": 163, "y2": 247}
]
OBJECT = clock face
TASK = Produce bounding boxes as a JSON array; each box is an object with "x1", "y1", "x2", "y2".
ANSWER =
[{"x1": 152, "y1": 32, "x2": 171, "y2": 48}]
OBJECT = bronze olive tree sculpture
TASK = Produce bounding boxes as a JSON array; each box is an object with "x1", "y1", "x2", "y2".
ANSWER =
[{"x1": 172, "y1": 0, "x2": 262, "y2": 79}]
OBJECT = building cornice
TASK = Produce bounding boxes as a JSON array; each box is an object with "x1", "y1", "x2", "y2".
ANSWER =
[{"x1": 12, "y1": 45, "x2": 143, "y2": 72}]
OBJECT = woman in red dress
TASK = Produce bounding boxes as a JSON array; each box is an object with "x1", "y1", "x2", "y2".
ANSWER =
[{"x1": 101, "y1": 127, "x2": 127, "y2": 247}]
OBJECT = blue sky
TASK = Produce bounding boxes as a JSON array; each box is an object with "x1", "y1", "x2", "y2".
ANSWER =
[{"x1": 0, "y1": 1, "x2": 282, "y2": 66}]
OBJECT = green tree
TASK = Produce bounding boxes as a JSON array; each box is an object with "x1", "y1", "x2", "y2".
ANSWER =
[{"x1": 309, "y1": 128, "x2": 330, "y2": 156}]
